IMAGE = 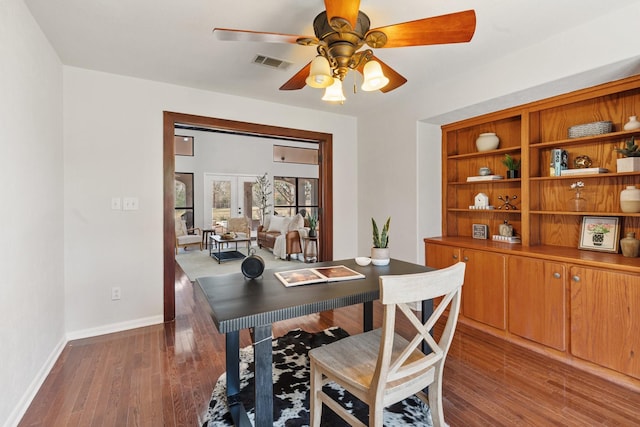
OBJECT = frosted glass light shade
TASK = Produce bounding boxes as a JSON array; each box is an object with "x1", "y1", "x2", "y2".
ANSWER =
[
  {"x1": 361, "y1": 60, "x2": 389, "y2": 91},
  {"x1": 305, "y1": 56, "x2": 334, "y2": 88},
  {"x1": 322, "y1": 79, "x2": 346, "y2": 102}
]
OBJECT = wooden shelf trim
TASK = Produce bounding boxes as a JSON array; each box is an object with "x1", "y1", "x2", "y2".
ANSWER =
[
  {"x1": 449, "y1": 179, "x2": 521, "y2": 185},
  {"x1": 447, "y1": 146, "x2": 520, "y2": 160},
  {"x1": 530, "y1": 171, "x2": 640, "y2": 181},
  {"x1": 530, "y1": 129, "x2": 640, "y2": 148},
  {"x1": 530, "y1": 210, "x2": 640, "y2": 217},
  {"x1": 448, "y1": 208, "x2": 521, "y2": 214},
  {"x1": 425, "y1": 237, "x2": 640, "y2": 274}
]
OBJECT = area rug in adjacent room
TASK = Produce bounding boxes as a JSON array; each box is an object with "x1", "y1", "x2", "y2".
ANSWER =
[
  {"x1": 202, "y1": 327, "x2": 433, "y2": 427},
  {"x1": 176, "y1": 246, "x2": 302, "y2": 281}
]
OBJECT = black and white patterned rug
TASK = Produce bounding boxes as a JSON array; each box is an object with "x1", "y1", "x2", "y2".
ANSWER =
[{"x1": 202, "y1": 327, "x2": 433, "y2": 426}]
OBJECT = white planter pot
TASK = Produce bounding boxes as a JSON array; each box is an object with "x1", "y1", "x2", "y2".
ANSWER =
[
  {"x1": 370, "y1": 247, "x2": 390, "y2": 266},
  {"x1": 617, "y1": 157, "x2": 640, "y2": 173}
]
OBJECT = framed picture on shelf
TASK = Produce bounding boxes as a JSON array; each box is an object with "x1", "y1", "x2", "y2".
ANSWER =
[
  {"x1": 472, "y1": 223, "x2": 489, "y2": 240},
  {"x1": 578, "y1": 216, "x2": 621, "y2": 253}
]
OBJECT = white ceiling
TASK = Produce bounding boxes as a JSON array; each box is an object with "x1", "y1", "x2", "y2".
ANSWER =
[{"x1": 24, "y1": 0, "x2": 640, "y2": 117}]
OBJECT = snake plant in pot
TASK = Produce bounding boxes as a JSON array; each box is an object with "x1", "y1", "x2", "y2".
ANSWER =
[{"x1": 371, "y1": 217, "x2": 390, "y2": 266}]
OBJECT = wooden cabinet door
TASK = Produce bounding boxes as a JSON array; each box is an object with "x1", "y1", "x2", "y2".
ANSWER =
[
  {"x1": 461, "y1": 249, "x2": 506, "y2": 330},
  {"x1": 425, "y1": 243, "x2": 460, "y2": 269},
  {"x1": 570, "y1": 266, "x2": 640, "y2": 379},
  {"x1": 508, "y1": 257, "x2": 566, "y2": 351}
]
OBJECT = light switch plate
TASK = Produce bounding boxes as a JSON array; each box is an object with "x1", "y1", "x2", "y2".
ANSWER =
[
  {"x1": 111, "y1": 197, "x2": 122, "y2": 210},
  {"x1": 123, "y1": 197, "x2": 139, "y2": 210}
]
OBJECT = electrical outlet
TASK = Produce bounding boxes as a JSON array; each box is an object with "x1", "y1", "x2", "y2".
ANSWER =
[{"x1": 111, "y1": 287, "x2": 121, "y2": 301}]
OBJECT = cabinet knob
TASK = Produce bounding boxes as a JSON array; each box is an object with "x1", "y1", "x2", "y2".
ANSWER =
[
  {"x1": 572, "y1": 275, "x2": 580, "y2": 282},
  {"x1": 463, "y1": 256, "x2": 469, "y2": 262},
  {"x1": 553, "y1": 272, "x2": 561, "y2": 279},
  {"x1": 452, "y1": 254, "x2": 458, "y2": 260}
]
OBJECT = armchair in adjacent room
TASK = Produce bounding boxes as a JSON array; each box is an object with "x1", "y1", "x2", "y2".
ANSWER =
[
  {"x1": 225, "y1": 216, "x2": 252, "y2": 240},
  {"x1": 175, "y1": 218, "x2": 202, "y2": 254}
]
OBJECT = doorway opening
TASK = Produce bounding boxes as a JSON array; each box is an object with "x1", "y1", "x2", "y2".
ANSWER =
[{"x1": 163, "y1": 112, "x2": 334, "y2": 321}]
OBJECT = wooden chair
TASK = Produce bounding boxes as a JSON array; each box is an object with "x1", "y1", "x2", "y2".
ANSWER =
[
  {"x1": 175, "y1": 218, "x2": 202, "y2": 254},
  {"x1": 308, "y1": 262, "x2": 466, "y2": 427}
]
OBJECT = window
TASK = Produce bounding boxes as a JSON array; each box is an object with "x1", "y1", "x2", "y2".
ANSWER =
[
  {"x1": 273, "y1": 145, "x2": 318, "y2": 164},
  {"x1": 175, "y1": 172, "x2": 194, "y2": 229},
  {"x1": 274, "y1": 177, "x2": 319, "y2": 220},
  {"x1": 174, "y1": 135, "x2": 194, "y2": 156}
]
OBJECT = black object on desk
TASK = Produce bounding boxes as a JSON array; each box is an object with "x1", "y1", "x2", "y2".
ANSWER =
[{"x1": 196, "y1": 258, "x2": 433, "y2": 427}]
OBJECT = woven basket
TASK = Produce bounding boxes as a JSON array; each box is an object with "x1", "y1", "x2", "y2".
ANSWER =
[{"x1": 568, "y1": 121, "x2": 612, "y2": 138}]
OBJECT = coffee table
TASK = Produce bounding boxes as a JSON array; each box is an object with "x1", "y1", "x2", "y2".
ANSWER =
[{"x1": 209, "y1": 234, "x2": 251, "y2": 263}]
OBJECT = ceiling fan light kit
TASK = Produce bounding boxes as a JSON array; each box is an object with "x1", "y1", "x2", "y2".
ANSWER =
[
  {"x1": 361, "y1": 60, "x2": 389, "y2": 92},
  {"x1": 213, "y1": 1, "x2": 476, "y2": 104},
  {"x1": 322, "y1": 79, "x2": 346, "y2": 103},
  {"x1": 305, "y1": 55, "x2": 334, "y2": 88}
]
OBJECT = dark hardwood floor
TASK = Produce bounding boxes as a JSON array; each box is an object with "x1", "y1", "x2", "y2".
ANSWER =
[{"x1": 18, "y1": 264, "x2": 640, "y2": 426}]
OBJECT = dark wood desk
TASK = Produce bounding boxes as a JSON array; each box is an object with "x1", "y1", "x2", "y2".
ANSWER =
[{"x1": 197, "y1": 258, "x2": 432, "y2": 427}]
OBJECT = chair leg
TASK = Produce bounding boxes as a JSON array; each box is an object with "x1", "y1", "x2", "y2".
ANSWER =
[
  {"x1": 369, "y1": 404, "x2": 384, "y2": 427},
  {"x1": 310, "y1": 360, "x2": 323, "y2": 427},
  {"x1": 429, "y1": 371, "x2": 446, "y2": 427}
]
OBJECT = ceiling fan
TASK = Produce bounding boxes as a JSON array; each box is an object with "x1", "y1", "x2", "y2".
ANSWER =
[{"x1": 213, "y1": 0, "x2": 476, "y2": 100}]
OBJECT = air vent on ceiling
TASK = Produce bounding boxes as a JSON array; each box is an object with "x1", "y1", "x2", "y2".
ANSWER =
[{"x1": 253, "y1": 54, "x2": 292, "y2": 71}]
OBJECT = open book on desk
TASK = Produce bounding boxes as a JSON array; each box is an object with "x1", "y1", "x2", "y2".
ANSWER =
[{"x1": 275, "y1": 265, "x2": 365, "y2": 287}]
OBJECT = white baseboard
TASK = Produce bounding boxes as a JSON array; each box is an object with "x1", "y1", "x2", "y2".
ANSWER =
[
  {"x1": 66, "y1": 315, "x2": 164, "y2": 341},
  {"x1": 4, "y1": 337, "x2": 66, "y2": 427},
  {"x1": 5, "y1": 315, "x2": 165, "y2": 427}
]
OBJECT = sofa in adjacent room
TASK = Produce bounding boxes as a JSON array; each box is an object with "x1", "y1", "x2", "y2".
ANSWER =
[{"x1": 257, "y1": 213, "x2": 308, "y2": 260}]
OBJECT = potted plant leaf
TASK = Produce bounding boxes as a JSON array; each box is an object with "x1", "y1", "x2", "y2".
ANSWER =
[
  {"x1": 371, "y1": 217, "x2": 390, "y2": 266},
  {"x1": 502, "y1": 153, "x2": 521, "y2": 179},
  {"x1": 615, "y1": 136, "x2": 640, "y2": 172}
]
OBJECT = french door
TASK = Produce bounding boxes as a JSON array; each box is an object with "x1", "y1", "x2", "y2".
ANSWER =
[{"x1": 203, "y1": 174, "x2": 260, "y2": 230}]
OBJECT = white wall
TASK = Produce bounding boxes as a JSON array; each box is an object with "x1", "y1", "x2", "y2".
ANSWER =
[
  {"x1": 174, "y1": 130, "x2": 318, "y2": 230},
  {"x1": 0, "y1": 0, "x2": 65, "y2": 425},
  {"x1": 63, "y1": 67, "x2": 358, "y2": 336}
]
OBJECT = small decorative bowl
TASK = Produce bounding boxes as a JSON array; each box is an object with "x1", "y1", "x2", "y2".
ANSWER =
[{"x1": 355, "y1": 257, "x2": 371, "y2": 266}]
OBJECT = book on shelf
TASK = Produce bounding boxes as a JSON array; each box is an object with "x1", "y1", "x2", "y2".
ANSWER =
[
  {"x1": 560, "y1": 167, "x2": 609, "y2": 176},
  {"x1": 466, "y1": 175, "x2": 504, "y2": 182},
  {"x1": 551, "y1": 148, "x2": 568, "y2": 176},
  {"x1": 275, "y1": 265, "x2": 365, "y2": 287},
  {"x1": 491, "y1": 235, "x2": 521, "y2": 243}
]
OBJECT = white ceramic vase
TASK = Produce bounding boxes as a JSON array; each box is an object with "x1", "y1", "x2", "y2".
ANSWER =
[
  {"x1": 620, "y1": 185, "x2": 640, "y2": 213},
  {"x1": 623, "y1": 116, "x2": 640, "y2": 131},
  {"x1": 620, "y1": 232, "x2": 640, "y2": 257},
  {"x1": 370, "y1": 247, "x2": 390, "y2": 266},
  {"x1": 475, "y1": 133, "x2": 500, "y2": 151}
]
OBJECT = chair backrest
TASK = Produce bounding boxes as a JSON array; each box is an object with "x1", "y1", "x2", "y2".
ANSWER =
[
  {"x1": 373, "y1": 262, "x2": 466, "y2": 395},
  {"x1": 227, "y1": 216, "x2": 250, "y2": 233},
  {"x1": 175, "y1": 218, "x2": 188, "y2": 237}
]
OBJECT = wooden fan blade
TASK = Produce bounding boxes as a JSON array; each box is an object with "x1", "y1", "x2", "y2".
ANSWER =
[
  {"x1": 279, "y1": 62, "x2": 312, "y2": 91},
  {"x1": 324, "y1": 0, "x2": 360, "y2": 30},
  {"x1": 356, "y1": 56, "x2": 407, "y2": 93},
  {"x1": 370, "y1": 10, "x2": 476, "y2": 48},
  {"x1": 213, "y1": 28, "x2": 312, "y2": 44}
]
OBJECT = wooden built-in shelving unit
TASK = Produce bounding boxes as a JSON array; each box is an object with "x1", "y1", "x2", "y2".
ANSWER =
[{"x1": 425, "y1": 75, "x2": 640, "y2": 391}]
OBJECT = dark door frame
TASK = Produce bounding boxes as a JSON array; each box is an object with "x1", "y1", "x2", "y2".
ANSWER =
[{"x1": 163, "y1": 111, "x2": 334, "y2": 321}]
